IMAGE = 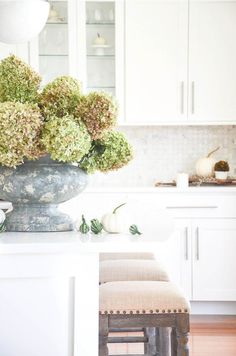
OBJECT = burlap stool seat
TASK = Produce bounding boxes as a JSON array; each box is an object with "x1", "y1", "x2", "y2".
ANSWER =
[
  {"x1": 99, "y1": 252, "x2": 155, "y2": 261},
  {"x1": 100, "y1": 259, "x2": 169, "y2": 284},
  {"x1": 99, "y1": 281, "x2": 190, "y2": 356}
]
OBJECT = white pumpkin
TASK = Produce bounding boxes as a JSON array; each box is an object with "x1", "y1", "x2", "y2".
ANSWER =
[
  {"x1": 0, "y1": 209, "x2": 5, "y2": 224},
  {"x1": 195, "y1": 147, "x2": 220, "y2": 177},
  {"x1": 101, "y1": 203, "x2": 127, "y2": 234}
]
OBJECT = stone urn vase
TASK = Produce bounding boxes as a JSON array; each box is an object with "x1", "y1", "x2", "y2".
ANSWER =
[{"x1": 0, "y1": 156, "x2": 88, "y2": 232}]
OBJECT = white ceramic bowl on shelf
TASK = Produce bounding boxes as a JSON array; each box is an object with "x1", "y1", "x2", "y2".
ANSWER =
[{"x1": 215, "y1": 171, "x2": 228, "y2": 180}]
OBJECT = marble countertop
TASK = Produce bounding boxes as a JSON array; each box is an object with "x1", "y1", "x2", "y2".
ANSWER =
[
  {"x1": 86, "y1": 186, "x2": 236, "y2": 193},
  {"x1": 0, "y1": 232, "x2": 162, "y2": 255}
]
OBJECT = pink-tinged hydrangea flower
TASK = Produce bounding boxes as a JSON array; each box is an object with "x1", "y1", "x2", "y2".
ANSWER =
[
  {"x1": 40, "y1": 76, "x2": 82, "y2": 119},
  {"x1": 75, "y1": 91, "x2": 117, "y2": 139}
]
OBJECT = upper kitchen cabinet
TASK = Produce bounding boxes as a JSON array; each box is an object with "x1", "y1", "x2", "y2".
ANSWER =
[
  {"x1": 85, "y1": 1, "x2": 116, "y2": 95},
  {"x1": 26, "y1": 0, "x2": 236, "y2": 124},
  {"x1": 30, "y1": 0, "x2": 70, "y2": 86},
  {"x1": 81, "y1": 0, "x2": 124, "y2": 118},
  {"x1": 188, "y1": 0, "x2": 236, "y2": 123},
  {"x1": 29, "y1": 0, "x2": 124, "y2": 116},
  {"x1": 124, "y1": 0, "x2": 188, "y2": 123}
]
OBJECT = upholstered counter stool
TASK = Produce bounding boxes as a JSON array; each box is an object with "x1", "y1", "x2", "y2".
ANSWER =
[
  {"x1": 100, "y1": 259, "x2": 169, "y2": 284},
  {"x1": 99, "y1": 281, "x2": 190, "y2": 356},
  {"x1": 99, "y1": 252, "x2": 156, "y2": 262},
  {"x1": 99, "y1": 254, "x2": 171, "y2": 354}
]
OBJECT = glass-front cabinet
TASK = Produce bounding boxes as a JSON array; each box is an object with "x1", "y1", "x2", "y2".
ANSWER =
[
  {"x1": 29, "y1": 0, "x2": 122, "y2": 97},
  {"x1": 30, "y1": 0, "x2": 69, "y2": 86},
  {"x1": 85, "y1": 1, "x2": 115, "y2": 95},
  {"x1": 29, "y1": 0, "x2": 124, "y2": 119},
  {"x1": 39, "y1": 1, "x2": 69, "y2": 86}
]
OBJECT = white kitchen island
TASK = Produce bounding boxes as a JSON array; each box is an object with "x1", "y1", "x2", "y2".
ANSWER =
[{"x1": 0, "y1": 232, "x2": 163, "y2": 356}]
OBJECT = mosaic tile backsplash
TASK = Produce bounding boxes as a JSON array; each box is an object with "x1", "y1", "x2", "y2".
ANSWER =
[{"x1": 90, "y1": 126, "x2": 236, "y2": 187}]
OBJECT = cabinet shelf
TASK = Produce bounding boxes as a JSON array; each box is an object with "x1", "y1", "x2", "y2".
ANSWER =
[
  {"x1": 46, "y1": 22, "x2": 68, "y2": 25},
  {"x1": 86, "y1": 22, "x2": 115, "y2": 26},
  {"x1": 87, "y1": 86, "x2": 115, "y2": 89},
  {"x1": 87, "y1": 55, "x2": 115, "y2": 58},
  {"x1": 39, "y1": 54, "x2": 68, "y2": 57}
]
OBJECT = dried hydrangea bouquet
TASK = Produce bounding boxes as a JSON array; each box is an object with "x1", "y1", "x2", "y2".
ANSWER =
[{"x1": 0, "y1": 55, "x2": 133, "y2": 232}]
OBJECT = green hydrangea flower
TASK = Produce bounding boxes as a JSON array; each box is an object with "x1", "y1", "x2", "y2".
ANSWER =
[
  {"x1": 75, "y1": 91, "x2": 117, "y2": 139},
  {"x1": 41, "y1": 115, "x2": 92, "y2": 163},
  {"x1": 0, "y1": 102, "x2": 43, "y2": 167},
  {"x1": 40, "y1": 76, "x2": 82, "y2": 119},
  {"x1": 0, "y1": 55, "x2": 41, "y2": 103},
  {"x1": 80, "y1": 131, "x2": 133, "y2": 173}
]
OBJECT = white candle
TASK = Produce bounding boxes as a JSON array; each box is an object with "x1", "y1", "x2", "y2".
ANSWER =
[{"x1": 176, "y1": 172, "x2": 189, "y2": 188}]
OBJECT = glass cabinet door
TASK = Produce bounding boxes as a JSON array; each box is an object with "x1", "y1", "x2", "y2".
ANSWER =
[
  {"x1": 38, "y1": 0, "x2": 69, "y2": 85},
  {"x1": 85, "y1": 1, "x2": 115, "y2": 95}
]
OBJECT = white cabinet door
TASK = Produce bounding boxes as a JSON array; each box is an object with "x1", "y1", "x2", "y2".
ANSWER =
[
  {"x1": 192, "y1": 219, "x2": 236, "y2": 301},
  {"x1": 124, "y1": 0, "x2": 188, "y2": 123},
  {"x1": 189, "y1": 0, "x2": 236, "y2": 123},
  {"x1": 0, "y1": 277, "x2": 72, "y2": 356},
  {"x1": 154, "y1": 219, "x2": 192, "y2": 299}
]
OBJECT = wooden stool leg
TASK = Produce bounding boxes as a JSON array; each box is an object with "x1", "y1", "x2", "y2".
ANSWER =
[
  {"x1": 176, "y1": 314, "x2": 190, "y2": 356},
  {"x1": 144, "y1": 327, "x2": 157, "y2": 355},
  {"x1": 159, "y1": 327, "x2": 171, "y2": 356},
  {"x1": 171, "y1": 328, "x2": 177, "y2": 356},
  {"x1": 99, "y1": 315, "x2": 109, "y2": 356}
]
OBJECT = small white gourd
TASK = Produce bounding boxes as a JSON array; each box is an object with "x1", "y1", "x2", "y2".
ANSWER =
[
  {"x1": 101, "y1": 203, "x2": 127, "y2": 234},
  {"x1": 195, "y1": 147, "x2": 220, "y2": 177}
]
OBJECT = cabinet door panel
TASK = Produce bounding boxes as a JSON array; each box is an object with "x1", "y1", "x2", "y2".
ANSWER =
[
  {"x1": 125, "y1": 0, "x2": 188, "y2": 123},
  {"x1": 193, "y1": 219, "x2": 236, "y2": 301},
  {"x1": 189, "y1": 0, "x2": 236, "y2": 122},
  {"x1": 154, "y1": 219, "x2": 192, "y2": 299},
  {"x1": 0, "y1": 277, "x2": 73, "y2": 356}
]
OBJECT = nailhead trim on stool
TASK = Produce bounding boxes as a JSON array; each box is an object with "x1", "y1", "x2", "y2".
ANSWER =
[{"x1": 99, "y1": 281, "x2": 190, "y2": 356}]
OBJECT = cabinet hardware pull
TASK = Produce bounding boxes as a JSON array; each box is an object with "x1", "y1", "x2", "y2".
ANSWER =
[
  {"x1": 166, "y1": 206, "x2": 218, "y2": 209},
  {"x1": 196, "y1": 227, "x2": 199, "y2": 260},
  {"x1": 191, "y1": 81, "x2": 195, "y2": 114},
  {"x1": 185, "y1": 227, "x2": 189, "y2": 260},
  {"x1": 180, "y1": 81, "x2": 184, "y2": 114}
]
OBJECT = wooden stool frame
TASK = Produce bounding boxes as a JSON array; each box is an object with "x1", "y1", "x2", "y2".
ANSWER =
[{"x1": 99, "y1": 313, "x2": 189, "y2": 356}]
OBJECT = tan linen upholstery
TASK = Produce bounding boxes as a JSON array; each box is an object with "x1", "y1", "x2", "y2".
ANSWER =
[
  {"x1": 99, "y1": 252, "x2": 155, "y2": 261},
  {"x1": 99, "y1": 281, "x2": 190, "y2": 315},
  {"x1": 100, "y1": 259, "x2": 169, "y2": 284}
]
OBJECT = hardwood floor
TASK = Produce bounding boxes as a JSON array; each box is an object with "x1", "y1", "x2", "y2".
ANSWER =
[{"x1": 108, "y1": 316, "x2": 236, "y2": 355}]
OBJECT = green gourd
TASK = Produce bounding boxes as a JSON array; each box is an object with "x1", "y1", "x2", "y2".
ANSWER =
[
  {"x1": 0, "y1": 223, "x2": 6, "y2": 233},
  {"x1": 129, "y1": 224, "x2": 142, "y2": 235},
  {"x1": 91, "y1": 219, "x2": 103, "y2": 234},
  {"x1": 79, "y1": 215, "x2": 90, "y2": 234}
]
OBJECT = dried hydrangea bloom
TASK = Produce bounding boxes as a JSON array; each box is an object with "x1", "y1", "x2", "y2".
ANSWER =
[
  {"x1": 80, "y1": 131, "x2": 133, "y2": 173},
  {"x1": 40, "y1": 76, "x2": 82, "y2": 119},
  {"x1": 41, "y1": 115, "x2": 92, "y2": 163},
  {"x1": 76, "y1": 92, "x2": 118, "y2": 139},
  {"x1": 0, "y1": 102, "x2": 44, "y2": 167},
  {"x1": 0, "y1": 55, "x2": 41, "y2": 103}
]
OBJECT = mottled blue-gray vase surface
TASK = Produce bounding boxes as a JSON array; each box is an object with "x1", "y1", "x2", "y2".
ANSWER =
[{"x1": 0, "y1": 156, "x2": 88, "y2": 232}]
